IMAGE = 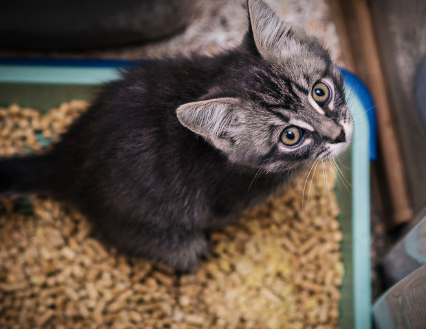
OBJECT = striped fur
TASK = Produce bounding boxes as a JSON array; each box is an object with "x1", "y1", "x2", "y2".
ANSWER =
[{"x1": 177, "y1": 0, "x2": 353, "y2": 172}]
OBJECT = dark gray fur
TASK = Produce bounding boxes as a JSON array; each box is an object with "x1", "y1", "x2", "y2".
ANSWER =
[{"x1": 0, "y1": 0, "x2": 353, "y2": 272}]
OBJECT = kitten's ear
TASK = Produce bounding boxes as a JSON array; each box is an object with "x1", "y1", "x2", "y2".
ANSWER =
[
  {"x1": 176, "y1": 97, "x2": 240, "y2": 141},
  {"x1": 248, "y1": 0, "x2": 306, "y2": 61}
]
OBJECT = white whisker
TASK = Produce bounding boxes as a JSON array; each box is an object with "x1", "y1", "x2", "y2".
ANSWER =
[
  {"x1": 245, "y1": 168, "x2": 262, "y2": 198},
  {"x1": 322, "y1": 162, "x2": 330, "y2": 193},
  {"x1": 302, "y1": 161, "x2": 316, "y2": 210},
  {"x1": 307, "y1": 162, "x2": 319, "y2": 207},
  {"x1": 332, "y1": 159, "x2": 351, "y2": 194}
]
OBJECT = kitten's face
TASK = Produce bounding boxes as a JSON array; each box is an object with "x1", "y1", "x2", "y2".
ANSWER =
[{"x1": 177, "y1": 0, "x2": 353, "y2": 173}]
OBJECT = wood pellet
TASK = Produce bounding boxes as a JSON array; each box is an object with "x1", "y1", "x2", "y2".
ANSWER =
[{"x1": 0, "y1": 102, "x2": 344, "y2": 329}]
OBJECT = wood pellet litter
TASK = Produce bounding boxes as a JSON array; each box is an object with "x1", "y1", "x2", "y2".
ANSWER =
[{"x1": 0, "y1": 102, "x2": 344, "y2": 329}]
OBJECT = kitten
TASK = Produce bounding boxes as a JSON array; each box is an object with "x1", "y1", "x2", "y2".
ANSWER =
[{"x1": 0, "y1": 0, "x2": 353, "y2": 272}]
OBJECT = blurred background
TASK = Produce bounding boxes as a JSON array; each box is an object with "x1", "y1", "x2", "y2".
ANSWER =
[{"x1": 1, "y1": 0, "x2": 426, "y2": 327}]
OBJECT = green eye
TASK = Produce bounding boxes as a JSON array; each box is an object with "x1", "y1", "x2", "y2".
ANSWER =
[
  {"x1": 280, "y1": 126, "x2": 303, "y2": 147},
  {"x1": 312, "y1": 81, "x2": 331, "y2": 105}
]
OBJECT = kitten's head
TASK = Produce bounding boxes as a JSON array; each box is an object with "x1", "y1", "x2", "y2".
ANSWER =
[{"x1": 177, "y1": 0, "x2": 353, "y2": 173}]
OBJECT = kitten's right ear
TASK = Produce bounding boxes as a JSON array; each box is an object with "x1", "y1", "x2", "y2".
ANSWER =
[
  {"x1": 176, "y1": 97, "x2": 241, "y2": 143},
  {"x1": 247, "y1": 0, "x2": 307, "y2": 62}
]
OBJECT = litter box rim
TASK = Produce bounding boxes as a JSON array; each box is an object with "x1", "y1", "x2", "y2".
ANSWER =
[{"x1": 0, "y1": 59, "x2": 372, "y2": 328}]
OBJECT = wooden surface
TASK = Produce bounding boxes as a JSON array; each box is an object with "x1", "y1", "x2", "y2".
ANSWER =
[
  {"x1": 382, "y1": 207, "x2": 426, "y2": 285},
  {"x1": 329, "y1": 0, "x2": 413, "y2": 227},
  {"x1": 327, "y1": 0, "x2": 355, "y2": 72},
  {"x1": 369, "y1": 0, "x2": 426, "y2": 215},
  {"x1": 374, "y1": 264, "x2": 426, "y2": 329}
]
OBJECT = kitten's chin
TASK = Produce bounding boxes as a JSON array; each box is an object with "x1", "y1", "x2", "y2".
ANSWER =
[
  {"x1": 322, "y1": 141, "x2": 350, "y2": 161},
  {"x1": 258, "y1": 161, "x2": 302, "y2": 174}
]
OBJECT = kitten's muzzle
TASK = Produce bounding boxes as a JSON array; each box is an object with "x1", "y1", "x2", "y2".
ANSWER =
[{"x1": 324, "y1": 128, "x2": 346, "y2": 144}]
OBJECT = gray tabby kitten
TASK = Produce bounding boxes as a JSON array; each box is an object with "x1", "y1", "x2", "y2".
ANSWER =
[{"x1": 0, "y1": 0, "x2": 353, "y2": 272}]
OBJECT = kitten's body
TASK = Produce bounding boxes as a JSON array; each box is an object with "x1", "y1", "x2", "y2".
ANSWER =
[
  {"x1": 0, "y1": 0, "x2": 353, "y2": 271},
  {"x1": 3, "y1": 51, "x2": 292, "y2": 270},
  {"x1": 54, "y1": 51, "x2": 295, "y2": 227}
]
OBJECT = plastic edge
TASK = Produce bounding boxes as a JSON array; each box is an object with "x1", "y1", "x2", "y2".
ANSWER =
[{"x1": 344, "y1": 75, "x2": 372, "y2": 329}]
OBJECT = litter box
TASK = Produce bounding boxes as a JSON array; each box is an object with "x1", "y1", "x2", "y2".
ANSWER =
[{"x1": 0, "y1": 58, "x2": 373, "y2": 329}]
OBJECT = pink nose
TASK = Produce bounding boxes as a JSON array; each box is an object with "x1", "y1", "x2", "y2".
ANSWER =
[{"x1": 332, "y1": 129, "x2": 346, "y2": 144}]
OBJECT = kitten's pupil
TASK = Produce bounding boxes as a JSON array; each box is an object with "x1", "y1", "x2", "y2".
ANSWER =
[
  {"x1": 315, "y1": 88, "x2": 325, "y2": 97},
  {"x1": 286, "y1": 131, "x2": 295, "y2": 140}
]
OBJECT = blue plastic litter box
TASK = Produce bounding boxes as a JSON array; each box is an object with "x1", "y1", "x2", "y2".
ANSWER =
[{"x1": 0, "y1": 59, "x2": 373, "y2": 329}]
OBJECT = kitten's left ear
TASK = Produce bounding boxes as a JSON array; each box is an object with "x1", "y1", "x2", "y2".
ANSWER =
[
  {"x1": 176, "y1": 97, "x2": 241, "y2": 148},
  {"x1": 248, "y1": 0, "x2": 308, "y2": 62}
]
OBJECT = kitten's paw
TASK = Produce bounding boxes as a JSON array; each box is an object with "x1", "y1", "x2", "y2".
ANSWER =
[{"x1": 163, "y1": 234, "x2": 209, "y2": 273}]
